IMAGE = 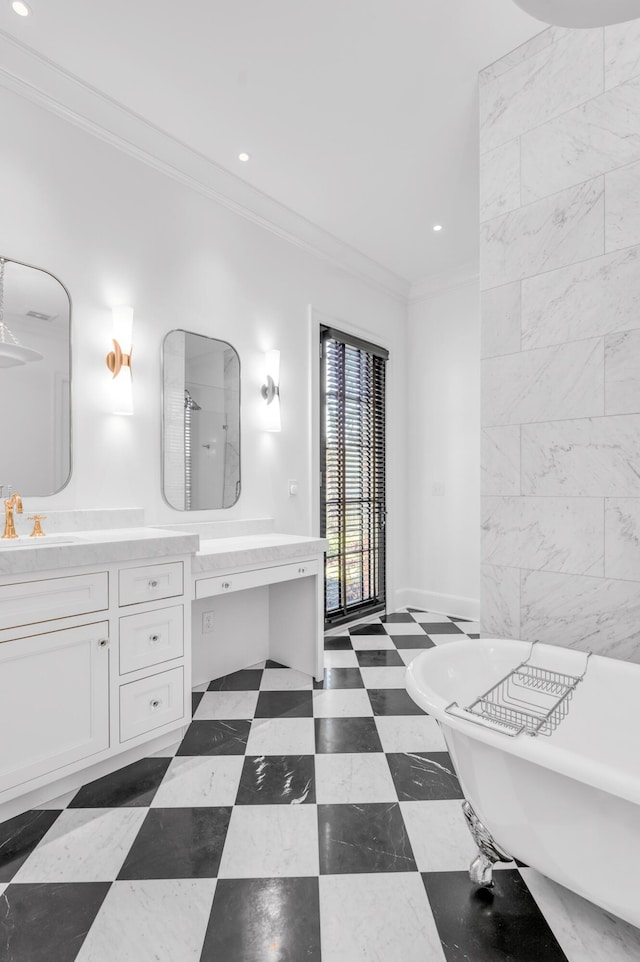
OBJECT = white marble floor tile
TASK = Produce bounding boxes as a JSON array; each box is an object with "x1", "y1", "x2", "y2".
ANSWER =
[
  {"x1": 75, "y1": 879, "x2": 217, "y2": 962},
  {"x1": 150, "y1": 756, "x2": 244, "y2": 807},
  {"x1": 426, "y1": 634, "x2": 467, "y2": 647},
  {"x1": 458, "y1": 622, "x2": 481, "y2": 634},
  {"x1": 410, "y1": 612, "x2": 454, "y2": 623},
  {"x1": 312, "y1": 689, "x2": 373, "y2": 718},
  {"x1": 319, "y1": 872, "x2": 446, "y2": 962},
  {"x1": 0, "y1": 883, "x2": 7, "y2": 897},
  {"x1": 192, "y1": 682, "x2": 209, "y2": 693},
  {"x1": 193, "y1": 690, "x2": 258, "y2": 720},
  {"x1": 36, "y1": 790, "x2": 78, "y2": 810},
  {"x1": 13, "y1": 808, "x2": 147, "y2": 883},
  {"x1": 360, "y1": 666, "x2": 408, "y2": 689},
  {"x1": 397, "y1": 650, "x2": 425, "y2": 666},
  {"x1": 382, "y1": 623, "x2": 428, "y2": 636},
  {"x1": 520, "y1": 868, "x2": 640, "y2": 962},
  {"x1": 350, "y1": 636, "x2": 395, "y2": 651},
  {"x1": 323, "y1": 650, "x2": 359, "y2": 669},
  {"x1": 218, "y1": 804, "x2": 319, "y2": 878},
  {"x1": 260, "y1": 668, "x2": 313, "y2": 690},
  {"x1": 375, "y1": 716, "x2": 447, "y2": 753},
  {"x1": 245, "y1": 717, "x2": 316, "y2": 755},
  {"x1": 315, "y1": 753, "x2": 397, "y2": 804},
  {"x1": 400, "y1": 800, "x2": 482, "y2": 873}
]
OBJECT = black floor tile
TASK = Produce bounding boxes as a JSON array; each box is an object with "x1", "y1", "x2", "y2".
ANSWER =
[
  {"x1": 208, "y1": 668, "x2": 263, "y2": 691},
  {"x1": 422, "y1": 870, "x2": 569, "y2": 962},
  {"x1": 315, "y1": 717, "x2": 383, "y2": 753},
  {"x1": 390, "y1": 634, "x2": 436, "y2": 650},
  {"x1": 255, "y1": 690, "x2": 313, "y2": 718},
  {"x1": 177, "y1": 720, "x2": 250, "y2": 756},
  {"x1": 68, "y1": 757, "x2": 171, "y2": 808},
  {"x1": 380, "y1": 612, "x2": 416, "y2": 623},
  {"x1": 235, "y1": 755, "x2": 315, "y2": 805},
  {"x1": 323, "y1": 635, "x2": 353, "y2": 651},
  {"x1": 0, "y1": 882, "x2": 110, "y2": 962},
  {"x1": 313, "y1": 667, "x2": 364, "y2": 689},
  {"x1": 406, "y1": 607, "x2": 426, "y2": 613},
  {"x1": 449, "y1": 617, "x2": 471, "y2": 623},
  {"x1": 265, "y1": 659, "x2": 287, "y2": 669},
  {"x1": 0, "y1": 810, "x2": 60, "y2": 883},
  {"x1": 356, "y1": 648, "x2": 404, "y2": 667},
  {"x1": 318, "y1": 803, "x2": 416, "y2": 874},
  {"x1": 349, "y1": 623, "x2": 387, "y2": 636},
  {"x1": 421, "y1": 622, "x2": 464, "y2": 634},
  {"x1": 201, "y1": 877, "x2": 321, "y2": 962},
  {"x1": 192, "y1": 690, "x2": 204, "y2": 714},
  {"x1": 468, "y1": 634, "x2": 481, "y2": 639},
  {"x1": 368, "y1": 689, "x2": 427, "y2": 716},
  {"x1": 386, "y1": 752, "x2": 464, "y2": 801},
  {"x1": 118, "y1": 807, "x2": 232, "y2": 880}
]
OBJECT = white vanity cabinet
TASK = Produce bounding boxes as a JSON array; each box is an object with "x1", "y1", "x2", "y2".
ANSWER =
[{"x1": 0, "y1": 534, "x2": 195, "y2": 815}]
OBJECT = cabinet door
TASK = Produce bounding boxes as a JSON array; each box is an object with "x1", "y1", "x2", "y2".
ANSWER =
[{"x1": 0, "y1": 621, "x2": 110, "y2": 794}]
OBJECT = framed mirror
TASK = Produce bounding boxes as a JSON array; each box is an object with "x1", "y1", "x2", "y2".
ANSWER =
[
  {"x1": 0, "y1": 256, "x2": 71, "y2": 496},
  {"x1": 162, "y1": 330, "x2": 240, "y2": 510}
]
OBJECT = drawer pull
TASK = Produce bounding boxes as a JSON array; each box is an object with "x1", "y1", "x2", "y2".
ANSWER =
[
  {"x1": 298, "y1": 567, "x2": 306, "y2": 574},
  {"x1": 148, "y1": 579, "x2": 159, "y2": 589},
  {"x1": 149, "y1": 698, "x2": 162, "y2": 710},
  {"x1": 221, "y1": 581, "x2": 231, "y2": 590},
  {"x1": 98, "y1": 638, "x2": 109, "y2": 648},
  {"x1": 149, "y1": 634, "x2": 161, "y2": 645}
]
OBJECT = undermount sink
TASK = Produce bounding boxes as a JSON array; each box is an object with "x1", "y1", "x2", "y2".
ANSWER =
[{"x1": 0, "y1": 535, "x2": 83, "y2": 547}]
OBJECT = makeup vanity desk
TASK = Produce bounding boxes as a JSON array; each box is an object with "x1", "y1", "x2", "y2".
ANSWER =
[{"x1": 190, "y1": 533, "x2": 327, "y2": 684}]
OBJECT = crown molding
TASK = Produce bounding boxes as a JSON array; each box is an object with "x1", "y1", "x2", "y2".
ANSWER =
[
  {"x1": 409, "y1": 261, "x2": 479, "y2": 303},
  {"x1": 0, "y1": 30, "x2": 410, "y2": 304}
]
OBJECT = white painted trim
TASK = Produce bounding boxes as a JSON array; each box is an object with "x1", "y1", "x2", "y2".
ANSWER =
[
  {"x1": 409, "y1": 261, "x2": 479, "y2": 303},
  {"x1": 0, "y1": 29, "x2": 410, "y2": 304},
  {"x1": 396, "y1": 588, "x2": 480, "y2": 621}
]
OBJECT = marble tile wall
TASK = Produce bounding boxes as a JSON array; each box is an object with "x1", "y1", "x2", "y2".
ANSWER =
[{"x1": 479, "y1": 24, "x2": 640, "y2": 662}]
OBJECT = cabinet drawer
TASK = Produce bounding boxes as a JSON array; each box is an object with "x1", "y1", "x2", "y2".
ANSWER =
[
  {"x1": 119, "y1": 562, "x2": 184, "y2": 607},
  {"x1": 0, "y1": 572, "x2": 109, "y2": 632},
  {"x1": 119, "y1": 667, "x2": 184, "y2": 742},
  {"x1": 195, "y1": 559, "x2": 319, "y2": 600},
  {"x1": 119, "y1": 605, "x2": 184, "y2": 675}
]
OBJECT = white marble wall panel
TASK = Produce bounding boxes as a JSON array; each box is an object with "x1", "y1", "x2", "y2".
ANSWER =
[
  {"x1": 480, "y1": 140, "x2": 521, "y2": 222},
  {"x1": 479, "y1": 29, "x2": 558, "y2": 86},
  {"x1": 482, "y1": 338, "x2": 604, "y2": 427},
  {"x1": 480, "y1": 179, "x2": 604, "y2": 290},
  {"x1": 605, "y1": 499, "x2": 640, "y2": 581},
  {"x1": 521, "y1": 245, "x2": 640, "y2": 350},
  {"x1": 481, "y1": 563, "x2": 520, "y2": 638},
  {"x1": 605, "y1": 159, "x2": 640, "y2": 252},
  {"x1": 481, "y1": 426, "x2": 520, "y2": 495},
  {"x1": 482, "y1": 497, "x2": 603, "y2": 576},
  {"x1": 481, "y1": 282, "x2": 521, "y2": 358},
  {"x1": 520, "y1": 569, "x2": 640, "y2": 661},
  {"x1": 480, "y1": 29, "x2": 603, "y2": 154},
  {"x1": 522, "y1": 415, "x2": 640, "y2": 497},
  {"x1": 605, "y1": 20, "x2": 640, "y2": 90},
  {"x1": 604, "y1": 329, "x2": 640, "y2": 415},
  {"x1": 521, "y1": 78, "x2": 640, "y2": 202}
]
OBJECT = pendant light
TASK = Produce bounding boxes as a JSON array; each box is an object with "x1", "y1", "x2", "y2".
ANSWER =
[
  {"x1": 0, "y1": 258, "x2": 44, "y2": 368},
  {"x1": 512, "y1": 0, "x2": 640, "y2": 27}
]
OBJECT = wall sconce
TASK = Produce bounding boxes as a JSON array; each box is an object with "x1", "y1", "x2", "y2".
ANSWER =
[
  {"x1": 106, "y1": 305, "x2": 133, "y2": 416},
  {"x1": 261, "y1": 349, "x2": 281, "y2": 432}
]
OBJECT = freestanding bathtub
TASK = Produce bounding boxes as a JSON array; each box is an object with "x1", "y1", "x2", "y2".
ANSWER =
[{"x1": 406, "y1": 637, "x2": 640, "y2": 928}]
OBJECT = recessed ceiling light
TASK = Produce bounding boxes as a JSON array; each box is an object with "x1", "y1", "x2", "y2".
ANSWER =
[
  {"x1": 433, "y1": 224, "x2": 443, "y2": 232},
  {"x1": 238, "y1": 152, "x2": 250, "y2": 163},
  {"x1": 11, "y1": 1, "x2": 31, "y2": 15}
]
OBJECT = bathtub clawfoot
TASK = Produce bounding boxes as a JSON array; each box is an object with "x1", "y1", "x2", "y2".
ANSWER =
[{"x1": 462, "y1": 800, "x2": 513, "y2": 887}]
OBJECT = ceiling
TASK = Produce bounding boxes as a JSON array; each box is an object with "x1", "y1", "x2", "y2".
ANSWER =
[{"x1": 0, "y1": 1, "x2": 542, "y2": 287}]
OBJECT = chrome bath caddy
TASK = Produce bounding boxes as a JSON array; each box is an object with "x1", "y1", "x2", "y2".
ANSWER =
[{"x1": 445, "y1": 643, "x2": 590, "y2": 737}]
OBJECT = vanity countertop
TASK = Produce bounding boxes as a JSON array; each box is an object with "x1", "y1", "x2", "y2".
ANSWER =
[
  {"x1": 0, "y1": 527, "x2": 200, "y2": 577},
  {"x1": 193, "y1": 533, "x2": 327, "y2": 574}
]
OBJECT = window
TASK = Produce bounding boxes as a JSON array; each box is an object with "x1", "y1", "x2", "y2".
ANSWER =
[{"x1": 321, "y1": 326, "x2": 388, "y2": 625}]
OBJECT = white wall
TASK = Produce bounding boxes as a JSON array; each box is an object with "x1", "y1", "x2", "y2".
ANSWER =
[
  {"x1": 0, "y1": 87, "x2": 408, "y2": 606},
  {"x1": 404, "y1": 278, "x2": 480, "y2": 619}
]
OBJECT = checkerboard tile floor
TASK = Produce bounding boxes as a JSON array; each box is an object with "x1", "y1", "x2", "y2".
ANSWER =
[{"x1": 2, "y1": 609, "x2": 639, "y2": 961}]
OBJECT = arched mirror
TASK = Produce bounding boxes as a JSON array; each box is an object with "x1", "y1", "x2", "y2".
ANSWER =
[
  {"x1": 0, "y1": 256, "x2": 71, "y2": 495},
  {"x1": 162, "y1": 329, "x2": 240, "y2": 510}
]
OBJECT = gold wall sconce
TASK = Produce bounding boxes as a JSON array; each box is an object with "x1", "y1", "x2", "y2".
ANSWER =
[
  {"x1": 106, "y1": 305, "x2": 133, "y2": 416},
  {"x1": 261, "y1": 349, "x2": 281, "y2": 432}
]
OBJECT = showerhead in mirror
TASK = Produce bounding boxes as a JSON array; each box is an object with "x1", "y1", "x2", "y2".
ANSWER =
[{"x1": 184, "y1": 389, "x2": 202, "y2": 411}]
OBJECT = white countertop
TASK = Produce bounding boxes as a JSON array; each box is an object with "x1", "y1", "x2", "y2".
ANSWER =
[{"x1": 193, "y1": 533, "x2": 327, "y2": 574}]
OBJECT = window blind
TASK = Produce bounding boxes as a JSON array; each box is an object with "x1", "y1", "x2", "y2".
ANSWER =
[{"x1": 321, "y1": 327, "x2": 388, "y2": 624}]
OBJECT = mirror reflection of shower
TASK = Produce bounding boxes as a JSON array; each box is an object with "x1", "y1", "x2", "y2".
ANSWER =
[{"x1": 183, "y1": 389, "x2": 201, "y2": 511}]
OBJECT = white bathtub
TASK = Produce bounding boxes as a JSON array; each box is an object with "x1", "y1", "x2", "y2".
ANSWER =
[{"x1": 406, "y1": 637, "x2": 640, "y2": 928}]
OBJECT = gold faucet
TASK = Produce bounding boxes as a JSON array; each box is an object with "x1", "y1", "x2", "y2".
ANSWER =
[{"x1": 3, "y1": 492, "x2": 23, "y2": 539}]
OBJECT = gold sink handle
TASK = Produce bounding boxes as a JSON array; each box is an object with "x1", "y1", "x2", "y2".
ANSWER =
[
  {"x1": 28, "y1": 514, "x2": 47, "y2": 537},
  {"x1": 2, "y1": 492, "x2": 22, "y2": 539}
]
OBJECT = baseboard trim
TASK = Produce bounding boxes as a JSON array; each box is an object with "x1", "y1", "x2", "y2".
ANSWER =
[{"x1": 395, "y1": 588, "x2": 480, "y2": 621}]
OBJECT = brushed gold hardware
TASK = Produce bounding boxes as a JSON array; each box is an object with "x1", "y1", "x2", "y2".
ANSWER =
[
  {"x1": 105, "y1": 339, "x2": 132, "y2": 378},
  {"x1": 28, "y1": 514, "x2": 47, "y2": 537},
  {"x1": 2, "y1": 492, "x2": 22, "y2": 539}
]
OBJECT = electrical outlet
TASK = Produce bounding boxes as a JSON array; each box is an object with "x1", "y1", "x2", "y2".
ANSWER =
[{"x1": 202, "y1": 610, "x2": 215, "y2": 634}]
